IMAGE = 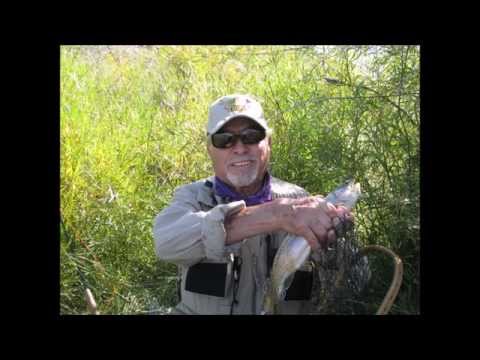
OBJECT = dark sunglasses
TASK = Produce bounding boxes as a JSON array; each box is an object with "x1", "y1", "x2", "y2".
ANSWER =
[{"x1": 211, "y1": 128, "x2": 266, "y2": 149}]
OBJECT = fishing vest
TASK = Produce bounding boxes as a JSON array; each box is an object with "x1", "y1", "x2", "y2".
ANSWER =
[{"x1": 176, "y1": 176, "x2": 314, "y2": 314}]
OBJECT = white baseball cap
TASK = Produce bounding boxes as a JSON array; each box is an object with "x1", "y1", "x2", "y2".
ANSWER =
[{"x1": 206, "y1": 94, "x2": 271, "y2": 135}]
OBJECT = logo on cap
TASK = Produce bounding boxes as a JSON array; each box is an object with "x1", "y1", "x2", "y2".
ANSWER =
[{"x1": 224, "y1": 96, "x2": 249, "y2": 113}]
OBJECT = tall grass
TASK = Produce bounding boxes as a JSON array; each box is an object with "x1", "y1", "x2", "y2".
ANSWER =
[{"x1": 61, "y1": 45, "x2": 419, "y2": 314}]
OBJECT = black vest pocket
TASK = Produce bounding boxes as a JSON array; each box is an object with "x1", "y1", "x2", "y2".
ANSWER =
[
  {"x1": 185, "y1": 262, "x2": 228, "y2": 297},
  {"x1": 284, "y1": 270, "x2": 313, "y2": 301}
]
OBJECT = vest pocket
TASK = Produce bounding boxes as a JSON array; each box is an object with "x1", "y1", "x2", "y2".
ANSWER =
[
  {"x1": 284, "y1": 269, "x2": 313, "y2": 301},
  {"x1": 185, "y1": 262, "x2": 230, "y2": 297},
  {"x1": 183, "y1": 261, "x2": 234, "y2": 314}
]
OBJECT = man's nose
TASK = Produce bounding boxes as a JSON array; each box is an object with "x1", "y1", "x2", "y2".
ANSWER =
[{"x1": 231, "y1": 138, "x2": 248, "y2": 154}]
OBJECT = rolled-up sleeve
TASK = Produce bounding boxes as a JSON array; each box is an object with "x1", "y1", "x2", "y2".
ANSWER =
[{"x1": 153, "y1": 185, "x2": 245, "y2": 266}]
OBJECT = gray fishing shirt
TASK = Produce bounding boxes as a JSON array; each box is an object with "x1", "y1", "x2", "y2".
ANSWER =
[{"x1": 153, "y1": 176, "x2": 314, "y2": 315}]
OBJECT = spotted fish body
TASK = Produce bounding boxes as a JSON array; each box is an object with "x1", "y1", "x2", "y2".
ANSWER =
[{"x1": 269, "y1": 180, "x2": 362, "y2": 303}]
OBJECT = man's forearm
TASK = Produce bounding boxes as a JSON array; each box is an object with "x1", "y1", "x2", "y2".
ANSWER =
[
  {"x1": 224, "y1": 199, "x2": 290, "y2": 244},
  {"x1": 224, "y1": 196, "x2": 344, "y2": 250}
]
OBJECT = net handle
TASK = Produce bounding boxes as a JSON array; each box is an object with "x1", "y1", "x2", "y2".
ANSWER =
[{"x1": 359, "y1": 245, "x2": 404, "y2": 315}]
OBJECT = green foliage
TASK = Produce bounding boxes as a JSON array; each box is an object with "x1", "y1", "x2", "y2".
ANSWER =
[{"x1": 61, "y1": 45, "x2": 420, "y2": 314}]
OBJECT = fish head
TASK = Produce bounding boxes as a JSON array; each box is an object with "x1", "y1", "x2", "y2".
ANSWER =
[{"x1": 325, "y1": 179, "x2": 361, "y2": 209}]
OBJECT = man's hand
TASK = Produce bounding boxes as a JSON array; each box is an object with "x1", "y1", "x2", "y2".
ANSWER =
[
  {"x1": 224, "y1": 195, "x2": 354, "y2": 247},
  {"x1": 275, "y1": 196, "x2": 354, "y2": 251}
]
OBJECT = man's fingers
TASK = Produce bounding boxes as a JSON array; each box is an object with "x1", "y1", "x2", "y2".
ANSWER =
[
  {"x1": 343, "y1": 211, "x2": 354, "y2": 222},
  {"x1": 327, "y1": 228, "x2": 336, "y2": 248},
  {"x1": 332, "y1": 216, "x2": 341, "y2": 228},
  {"x1": 335, "y1": 205, "x2": 353, "y2": 219},
  {"x1": 315, "y1": 212, "x2": 333, "y2": 231},
  {"x1": 310, "y1": 223, "x2": 330, "y2": 250},
  {"x1": 303, "y1": 222, "x2": 337, "y2": 252},
  {"x1": 325, "y1": 202, "x2": 338, "y2": 217},
  {"x1": 302, "y1": 226, "x2": 320, "y2": 251},
  {"x1": 312, "y1": 196, "x2": 337, "y2": 217}
]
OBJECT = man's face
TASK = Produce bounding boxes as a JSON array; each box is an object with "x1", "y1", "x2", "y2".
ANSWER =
[{"x1": 208, "y1": 117, "x2": 271, "y2": 194}]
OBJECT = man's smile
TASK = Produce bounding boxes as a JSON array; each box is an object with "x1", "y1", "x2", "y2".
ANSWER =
[{"x1": 230, "y1": 160, "x2": 255, "y2": 168}]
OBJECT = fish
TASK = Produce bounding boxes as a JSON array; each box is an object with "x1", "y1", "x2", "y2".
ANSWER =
[{"x1": 268, "y1": 179, "x2": 362, "y2": 306}]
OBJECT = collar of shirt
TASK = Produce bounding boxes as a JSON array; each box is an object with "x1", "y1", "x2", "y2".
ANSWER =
[{"x1": 213, "y1": 173, "x2": 272, "y2": 206}]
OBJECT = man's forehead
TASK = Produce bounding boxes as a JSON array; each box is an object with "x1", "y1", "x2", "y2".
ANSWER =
[{"x1": 220, "y1": 117, "x2": 258, "y2": 132}]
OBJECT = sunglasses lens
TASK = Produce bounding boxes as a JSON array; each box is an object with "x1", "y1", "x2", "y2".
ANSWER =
[
  {"x1": 212, "y1": 133, "x2": 234, "y2": 148},
  {"x1": 211, "y1": 129, "x2": 266, "y2": 148},
  {"x1": 241, "y1": 129, "x2": 265, "y2": 144}
]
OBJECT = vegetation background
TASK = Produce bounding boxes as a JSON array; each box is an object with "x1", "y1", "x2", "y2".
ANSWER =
[{"x1": 60, "y1": 45, "x2": 420, "y2": 314}]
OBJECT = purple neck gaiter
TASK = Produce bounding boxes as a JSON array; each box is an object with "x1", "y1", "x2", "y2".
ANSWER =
[{"x1": 214, "y1": 173, "x2": 272, "y2": 206}]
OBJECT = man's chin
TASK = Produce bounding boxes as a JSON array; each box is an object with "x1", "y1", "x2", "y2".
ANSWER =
[{"x1": 226, "y1": 171, "x2": 258, "y2": 188}]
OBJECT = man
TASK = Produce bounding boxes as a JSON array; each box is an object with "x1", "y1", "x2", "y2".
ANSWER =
[{"x1": 153, "y1": 94, "x2": 352, "y2": 314}]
